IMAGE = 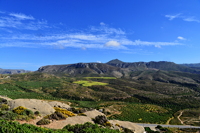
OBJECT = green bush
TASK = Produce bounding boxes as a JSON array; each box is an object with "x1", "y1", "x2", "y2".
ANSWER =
[
  {"x1": 34, "y1": 111, "x2": 40, "y2": 116},
  {"x1": 0, "y1": 119, "x2": 71, "y2": 133},
  {"x1": 22, "y1": 109, "x2": 34, "y2": 116},
  {"x1": 45, "y1": 111, "x2": 68, "y2": 120},
  {"x1": 93, "y1": 115, "x2": 108, "y2": 125},
  {"x1": 36, "y1": 118, "x2": 50, "y2": 125},
  {"x1": 63, "y1": 122, "x2": 121, "y2": 133},
  {"x1": 0, "y1": 104, "x2": 9, "y2": 111},
  {"x1": 0, "y1": 111, "x2": 18, "y2": 120}
]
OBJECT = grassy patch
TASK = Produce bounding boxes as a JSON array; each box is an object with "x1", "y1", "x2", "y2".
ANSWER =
[
  {"x1": 73, "y1": 80, "x2": 108, "y2": 86},
  {"x1": 109, "y1": 103, "x2": 172, "y2": 124},
  {"x1": 85, "y1": 77, "x2": 116, "y2": 79}
]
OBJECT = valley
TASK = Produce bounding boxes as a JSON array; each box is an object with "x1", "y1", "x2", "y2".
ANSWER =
[{"x1": 1, "y1": 60, "x2": 200, "y2": 132}]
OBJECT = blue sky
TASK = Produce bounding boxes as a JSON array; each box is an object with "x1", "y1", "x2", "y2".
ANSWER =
[{"x1": 0, "y1": 0, "x2": 200, "y2": 70}]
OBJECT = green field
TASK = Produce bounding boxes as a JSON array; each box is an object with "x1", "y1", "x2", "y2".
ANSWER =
[
  {"x1": 109, "y1": 103, "x2": 172, "y2": 124},
  {"x1": 73, "y1": 80, "x2": 108, "y2": 86}
]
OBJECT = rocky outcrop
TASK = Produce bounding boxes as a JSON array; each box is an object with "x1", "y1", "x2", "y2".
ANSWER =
[
  {"x1": 48, "y1": 101, "x2": 70, "y2": 109},
  {"x1": 109, "y1": 120, "x2": 145, "y2": 133},
  {"x1": 84, "y1": 109, "x2": 105, "y2": 118},
  {"x1": 8, "y1": 99, "x2": 55, "y2": 116}
]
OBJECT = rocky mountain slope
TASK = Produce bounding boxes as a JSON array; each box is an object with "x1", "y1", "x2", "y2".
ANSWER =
[
  {"x1": 37, "y1": 59, "x2": 200, "y2": 77},
  {"x1": 37, "y1": 62, "x2": 126, "y2": 78},
  {"x1": 107, "y1": 59, "x2": 199, "y2": 73}
]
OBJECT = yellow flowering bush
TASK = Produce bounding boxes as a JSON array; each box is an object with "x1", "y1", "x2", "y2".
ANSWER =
[
  {"x1": 54, "y1": 107, "x2": 75, "y2": 117},
  {"x1": 13, "y1": 106, "x2": 27, "y2": 114},
  {"x1": 103, "y1": 121, "x2": 112, "y2": 127}
]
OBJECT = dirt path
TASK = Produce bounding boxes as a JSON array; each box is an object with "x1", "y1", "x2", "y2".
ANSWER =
[
  {"x1": 166, "y1": 117, "x2": 174, "y2": 124},
  {"x1": 177, "y1": 111, "x2": 184, "y2": 125}
]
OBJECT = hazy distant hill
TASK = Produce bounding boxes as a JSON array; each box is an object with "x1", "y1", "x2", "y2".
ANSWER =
[
  {"x1": 0, "y1": 68, "x2": 31, "y2": 74},
  {"x1": 181, "y1": 63, "x2": 200, "y2": 68}
]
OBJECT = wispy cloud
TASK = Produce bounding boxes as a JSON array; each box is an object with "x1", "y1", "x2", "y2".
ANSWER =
[
  {"x1": 0, "y1": 11, "x2": 183, "y2": 50},
  {"x1": 0, "y1": 11, "x2": 48, "y2": 30},
  {"x1": 9, "y1": 13, "x2": 35, "y2": 20},
  {"x1": 183, "y1": 17, "x2": 200, "y2": 23},
  {"x1": 177, "y1": 36, "x2": 186, "y2": 40},
  {"x1": 165, "y1": 14, "x2": 181, "y2": 20},
  {"x1": 165, "y1": 13, "x2": 200, "y2": 23},
  {"x1": 121, "y1": 39, "x2": 181, "y2": 48}
]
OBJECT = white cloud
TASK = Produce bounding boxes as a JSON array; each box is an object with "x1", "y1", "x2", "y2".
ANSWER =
[
  {"x1": 183, "y1": 17, "x2": 200, "y2": 23},
  {"x1": 100, "y1": 22, "x2": 105, "y2": 26},
  {"x1": 177, "y1": 36, "x2": 186, "y2": 40},
  {"x1": 105, "y1": 41, "x2": 121, "y2": 47},
  {"x1": 155, "y1": 45, "x2": 161, "y2": 48},
  {"x1": 9, "y1": 13, "x2": 35, "y2": 20},
  {"x1": 90, "y1": 25, "x2": 125, "y2": 35},
  {"x1": 121, "y1": 39, "x2": 181, "y2": 47},
  {"x1": 165, "y1": 13, "x2": 200, "y2": 23},
  {"x1": 165, "y1": 14, "x2": 181, "y2": 20},
  {"x1": 0, "y1": 11, "x2": 183, "y2": 50},
  {"x1": 81, "y1": 47, "x2": 86, "y2": 50},
  {"x1": 0, "y1": 11, "x2": 47, "y2": 30}
]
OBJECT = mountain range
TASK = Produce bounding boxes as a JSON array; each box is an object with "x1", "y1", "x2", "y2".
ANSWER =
[
  {"x1": 1, "y1": 59, "x2": 200, "y2": 77},
  {"x1": 37, "y1": 59, "x2": 200, "y2": 77}
]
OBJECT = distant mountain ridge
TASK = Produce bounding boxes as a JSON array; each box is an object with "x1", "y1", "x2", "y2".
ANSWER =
[
  {"x1": 0, "y1": 68, "x2": 31, "y2": 74},
  {"x1": 107, "y1": 59, "x2": 199, "y2": 73},
  {"x1": 37, "y1": 59, "x2": 200, "y2": 77},
  {"x1": 181, "y1": 63, "x2": 200, "y2": 68}
]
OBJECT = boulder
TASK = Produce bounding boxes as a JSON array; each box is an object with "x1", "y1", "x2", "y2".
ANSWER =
[
  {"x1": 83, "y1": 109, "x2": 105, "y2": 118},
  {"x1": 42, "y1": 116, "x2": 94, "y2": 129},
  {"x1": 8, "y1": 99, "x2": 55, "y2": 116},
  {"x1": 109, "y1": 120, "x2": 145, "y2": 133},
  {"x1": 0, "y1": 96, "x2": 12, "y2": 101},
  {"x1": 48, "y1": 101, "x2": 70, "y2": 109}
]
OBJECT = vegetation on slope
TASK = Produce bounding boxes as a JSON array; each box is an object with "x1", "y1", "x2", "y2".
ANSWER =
[
  {"x1": 1, "y1": 69, "x2": 200, "y2": 126},
  {"x1": 0, "y1": 120, "x2": 122, "y2": 133}
]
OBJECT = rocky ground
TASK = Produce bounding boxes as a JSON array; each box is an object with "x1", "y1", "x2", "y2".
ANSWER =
[{"x1": 1, "y1": 96, "x2": 145, "y2": 133}]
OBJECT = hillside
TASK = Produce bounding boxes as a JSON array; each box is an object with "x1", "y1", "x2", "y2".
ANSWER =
[
  {"x1": 107, "y1": 59, "x2": 200, "y2": 74},
  {"x1": 37, "y1": 59, "x2": 200, "y2": 78},
  {"x1": 37, "y1": 63, "x2": 126, "y2": 78},
  {"x1": 1, "y1": 60, "x2": 200, "y2": 132}
]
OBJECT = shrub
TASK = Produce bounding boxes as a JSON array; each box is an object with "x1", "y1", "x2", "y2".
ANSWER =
[
  {"x1": 54, "y1": 107, "x2": 75, "y2": 117},
  {"x1": 0, "y1": 111, "x2": 18, "y2": 120},
  {"x1": 103, "y1": 121, "x2": 112, "y2": 127},
  {"x1": 0, "y1": 104, "x2": 9, "y2": 111},
  {"x1": 13, "y1": 106, "x2": 27, "y2": 115},
  {"x1": 36, "y1": 118, "x2": 50, "y2": 125},
  {"x1": 93, "y1": 115, "x2": 108, "y2": 125},
  {"x1": 23, "y1": 109, "x2": 34, "y2": 116},
  {"x1": 34, "y1": 111, "x2": 40, "y2": 116},
  {"x1": 63, "y1": 122, "x2": 121, "y2": 133},
  {"x1": 78, "y1": 113, "x2": 87, "y2": 116},
  {"x1": 44, "y1": 111, "x2": 68, "y2": 120}
]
